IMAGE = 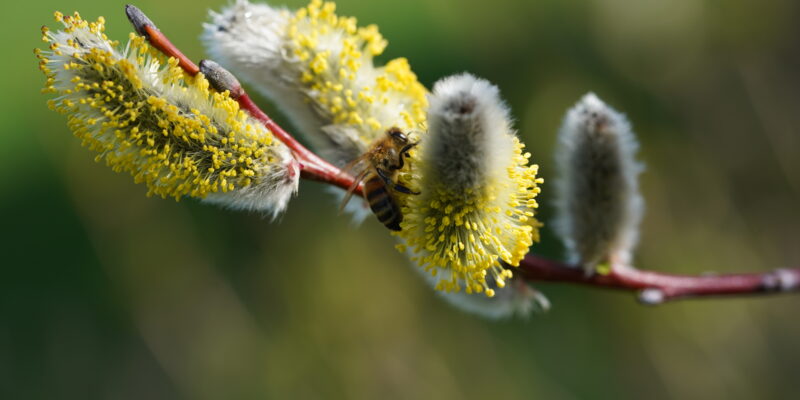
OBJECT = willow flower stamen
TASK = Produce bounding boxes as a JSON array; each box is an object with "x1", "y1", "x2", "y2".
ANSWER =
[
  {"x1": 37, "y1": 11, "x2": 298, "y2": 217},
  {"x1": 203, "y1": 0, "x2": 427, "y2": 166},
  {"x1": 398, "y1": 74, "x2": 543, "y2": 297}
]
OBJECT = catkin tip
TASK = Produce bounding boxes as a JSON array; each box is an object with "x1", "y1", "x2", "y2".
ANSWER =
[{"x1": 199, "y1": 59, "x2": 243, "y2": 99}]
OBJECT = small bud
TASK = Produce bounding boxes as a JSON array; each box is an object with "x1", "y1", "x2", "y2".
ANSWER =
[
  {"x1": 763, "y1": 268, "x2": 800, "y2": 292},
  {"x1": 124, "y1": 4, "x2": 157, "y2": 37},
  {"x1": 554, "y1": 93, "x2": 644, "y2": 271},
  {"x1": 638, "y1": 288, "x2": 664, "y2": 305},
  {"x1": 199, "y1": 59, "x2": 244, "y2": 99}
]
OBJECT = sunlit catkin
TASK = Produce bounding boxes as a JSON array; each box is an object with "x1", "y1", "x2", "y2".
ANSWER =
[
  {"x1": 203, "y1": 0, "x2": 427, "y2": 166},
  {"x1": 554, "y1": 93, "x2": 644, "y2": 271},
  {"x1": 398, "y1": 74, "x2": 543, "y2": 297},
  {"x1": 37, "y1": 11, "x2": 298, "y2": 218}
]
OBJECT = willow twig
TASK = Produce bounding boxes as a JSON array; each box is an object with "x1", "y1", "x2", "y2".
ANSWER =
[{"x1": 517, "y1": 254, "x2": 800, "y2": 304}]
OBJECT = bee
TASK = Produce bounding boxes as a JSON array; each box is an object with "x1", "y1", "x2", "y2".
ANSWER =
[{"x1": 340, "y1": 127, "x2": 420, "y2": 231}]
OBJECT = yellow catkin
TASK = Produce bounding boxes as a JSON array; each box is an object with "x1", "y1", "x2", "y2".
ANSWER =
[
  {"x1": 37, "y1": 12, "x2": 281, "y2": 201},
  {"x1": 285, "y1": 0, "x2": 427, "y2": 145}
]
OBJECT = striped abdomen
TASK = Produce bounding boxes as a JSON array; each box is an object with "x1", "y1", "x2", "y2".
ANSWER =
[{"x1": 364, "y1": 173, "x2": 402, "y2": 231}]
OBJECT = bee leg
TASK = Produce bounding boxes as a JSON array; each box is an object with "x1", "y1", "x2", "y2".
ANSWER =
[
  {"x1": 392, "y1": 183, "x2": 420, "y2": 195},
  {"x1": 375, "y1": 167, "x2": 394, "y2": 184},
  {"x1": 400, "y1": 141, "x2": 418, "y2": 156},
  {"x1": 377, "y1": 165, "x2": 421, "y2": 195},
  {"x1": 399, "y1": 142, "x2": 418, "y2": 158},
  {"x1": 391, "y1": 142, "x2": 419, "y2": 170},
  {"x1": 388, "y1": 154, "x2": 405, "y2": 170}
]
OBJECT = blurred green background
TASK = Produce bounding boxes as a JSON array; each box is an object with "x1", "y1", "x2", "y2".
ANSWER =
[{"x1": 4, "y1": 0, "x2": 799, "y2": 398}]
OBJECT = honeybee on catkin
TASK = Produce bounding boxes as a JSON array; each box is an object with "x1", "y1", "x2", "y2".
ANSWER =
[{"x1": 340, "y1": 127, "x2": 420, "y2": 231}]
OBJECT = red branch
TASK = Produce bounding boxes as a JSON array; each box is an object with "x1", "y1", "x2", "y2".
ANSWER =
[
  {"x1": 142, "y1": 25, "x2": 199, "y2": 75},
  {"x1": 235, "y1": 94, "x2": 359, "y2": 193},
  {"x1": 127, "y1": 5, "x2": 800, "y2": 304},
  {"x1": 518, "y1": 255, "x2": 800, "y2": 304}
]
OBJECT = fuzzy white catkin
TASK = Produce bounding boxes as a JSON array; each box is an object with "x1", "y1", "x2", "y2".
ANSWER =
[
  {"x1": 39, "y1": 12, "x2": 299, "y2": 220},
  {"x1": 202, "y1": 0, "x2": 428, "y2": 223},
  {"x1": 202, "y1": 2, "x2": 327, "y2": 149},
  {"x1": 554, "y1": 93, "x2": 644, "y2": 270},
  {"x1": 201, "y1": 0, "x2": 425, "y2": 166},
  {"x1": 399, "y1": 73, "x2": 544, "y2": 315}
]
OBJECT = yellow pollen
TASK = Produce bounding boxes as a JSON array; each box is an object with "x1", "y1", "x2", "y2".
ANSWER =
[
  {"x1": 38, "y1": 11, "x2": 284, "y2": 202},
  {"x1": 285, "y1": 0, "x2": 427, "y2": 143}
]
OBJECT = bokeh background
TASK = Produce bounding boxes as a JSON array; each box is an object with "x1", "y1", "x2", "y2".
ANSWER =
[{"x1": 4, "y1": 0, "x2": 799, "y2": 398}]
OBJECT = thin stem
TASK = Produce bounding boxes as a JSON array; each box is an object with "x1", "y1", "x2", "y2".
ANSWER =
[
  {"x1": 142, "y1": 25, "x2": 199, "y2": 75},
  {"x1": 235, "y1": 94, "x2": 359, "y2": 192},
  {"x1": 127, "y1": 4, "x2": 800, "y2": 305},
  {"x1": 517, "y1": 254, "x2": 800, "y2": 304}
]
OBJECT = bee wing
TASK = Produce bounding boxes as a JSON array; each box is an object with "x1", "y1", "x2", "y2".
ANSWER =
[
  {"x1": 337, "y1": 157, "x2": 370, "y2": 214},
  {"x1": 320, "y1": 125, "x2": 367, "y2": 166},
  {"x1": 338, "y1": 155, "x2": 369, "y2": 178},
  {"x1": 338, "y1": 169, "x2": 369, "y2": 214}
]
